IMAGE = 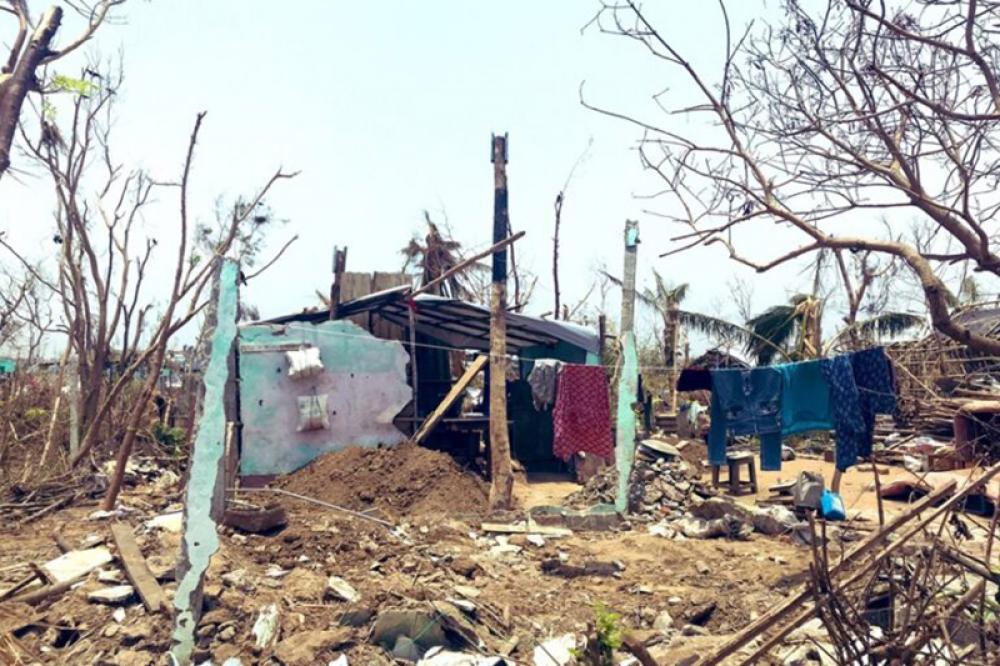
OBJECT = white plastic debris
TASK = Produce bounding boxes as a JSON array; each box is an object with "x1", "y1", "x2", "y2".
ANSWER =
[
  {"x1": 326, "y1": 575, "x2": 360, "y2": 602},
  {"x1": 252, "y1": 604, "x2": 280, "y2": 649},
  {"x1": 532, "y1": 634, "x2": 575, "y2": 665},
  {"x1": 112, "y1": 607, "x2": 126, "y2": 623}
]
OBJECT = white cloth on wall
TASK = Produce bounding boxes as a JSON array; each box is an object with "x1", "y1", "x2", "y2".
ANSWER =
[
  {"x1": 286, "y1": 346, "x2": 324, "y2": 380},
  {"x1": 296, "y1": 394, "x2": 330, "y2": 431}
]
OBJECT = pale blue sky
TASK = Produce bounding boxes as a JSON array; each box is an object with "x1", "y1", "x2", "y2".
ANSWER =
[{"x1": 2, "y1": 1, "x2": 924, "y2": 352}]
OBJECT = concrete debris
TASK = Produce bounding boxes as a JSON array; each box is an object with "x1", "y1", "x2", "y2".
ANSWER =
[
  {"x1": 151, "y1": 469, "x2": 181, "y2": 492},
  {"x1": 87, "y1": 585, "x2": 135, "y2": 605},
  {"x1": 43, "y1": 546, "x2": 113, "y2": 583},
  {"x1": 282, "y1": 567, "x2": 326, "y2": 601},
  {"x1": 98, "y1": 569, "x2": 124, "y2": 584},
  {"x1": 532, "y1": 634, "x2": 576, "y2": 665},
  {"x1": 144, "y1": 511, "x2": 184, "y2": 533},
  {"x1": 113, "y1": 607, "x2": 127, "y2": 623},
  {"x1": 273, "y1": 628, "x2": 352, "y2": 666},
  {"x1": 418, "y1": 647, "x2": 506, "y2": 665},
  {"x1": 752, "y1": 505, "x2": 801, "y2": 536},
  {"x1": 326, "y1": 575, "x2": 360, "y2": 603},
  {"x1": 689, "y1": 497, "x2": 754, "y2": 523},
  {"x1": 675, "y1": 515, "x2": 752, "y2": 540},
  {"x1": 653, "y1": 610, "x2": 674, "y2": 633},
  {"x1": 252, "y1": 603, "x2": 280, "y2": 649},
  {"x1": 329, "y1": 658, "x2": 349, "y2": 666}
]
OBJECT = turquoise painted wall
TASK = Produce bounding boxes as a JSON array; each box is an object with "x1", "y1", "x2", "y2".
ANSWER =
[{"x1": 239, "y1": 320, "x2": 411, "y2": 476}]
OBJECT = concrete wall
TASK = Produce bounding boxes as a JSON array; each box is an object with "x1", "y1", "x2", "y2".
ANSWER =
[{"x1": 238, "y1": 319, "x2": 412, "y2": 476}]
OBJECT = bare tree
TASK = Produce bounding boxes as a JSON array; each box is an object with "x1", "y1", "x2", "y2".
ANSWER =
[
  {"x1": 552, "y1": 138, "x2": 593, "y2": 319},
  {"x1": 586, "y1": 0, "x2": 1000, "y2": 355},
  {"x1": 0, "y1": 1, "x2": 125, "y2": 181},
  {"x1": 1, "y1": 65, "x2": 296, "y2": 505}
]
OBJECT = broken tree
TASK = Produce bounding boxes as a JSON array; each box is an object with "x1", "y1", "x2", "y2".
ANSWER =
[{"x1": 488, "y1": 132, "x2": 514, "y2": 511}]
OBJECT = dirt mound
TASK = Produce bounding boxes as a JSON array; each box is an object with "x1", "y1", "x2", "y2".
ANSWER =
[{"x1": 276, "y1": 442, "x2": 489, "y2": 518}]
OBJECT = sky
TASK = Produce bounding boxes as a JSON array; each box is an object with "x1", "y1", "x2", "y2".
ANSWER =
[{"x1": 0, "y1": 1, "x2": 945, "y2": 355}]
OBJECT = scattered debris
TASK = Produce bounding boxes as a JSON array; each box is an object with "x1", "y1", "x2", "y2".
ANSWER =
[
  {"x1": 87, "y1": 585, "x2": 135, "y2": 605},
  {"x1": 326, "y1": 575, "x2": 360, "y2": 603}
]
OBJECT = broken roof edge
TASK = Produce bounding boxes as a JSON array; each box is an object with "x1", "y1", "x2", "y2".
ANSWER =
[{"x1": 252, "y1": 287, "x2": 601, "y2": 355}]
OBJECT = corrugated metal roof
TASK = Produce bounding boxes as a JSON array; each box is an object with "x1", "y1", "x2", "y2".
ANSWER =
[{"x1": 259, "y1": 290, "x2": 600, "y2": 355}]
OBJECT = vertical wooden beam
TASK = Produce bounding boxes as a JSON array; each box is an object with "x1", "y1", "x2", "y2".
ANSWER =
[
  {"x1": 408, "y1": 300, "x2": 420, "y2": 435},
  {"x1": 615, "y1": 220, "x2": 640, "y2": 513},
  {"x1": 328, "y1": 246, "x2": 348, "y2": 320},
  {"x1": 489, "y1": 133, "x2": 514, "y2": 511}
]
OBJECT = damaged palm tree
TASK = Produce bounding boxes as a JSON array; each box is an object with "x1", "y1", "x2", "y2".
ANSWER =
[{"x1": 402, "y1": 212, "x2": 486, "y2": 299}]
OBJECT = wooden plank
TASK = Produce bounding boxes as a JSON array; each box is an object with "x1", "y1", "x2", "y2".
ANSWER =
[
  {"x1": 413, "y1": 355, "x2": 487, "y2": 444},
  {"x1": 706, "y1": 458, "x2": 1000, "y2": 666},
  {"x1": 111, "y1": 522, "x2": 165, "y2": 614},
  {"x1": 370, "y1": 272, "x2": 409, "y2": 340}
]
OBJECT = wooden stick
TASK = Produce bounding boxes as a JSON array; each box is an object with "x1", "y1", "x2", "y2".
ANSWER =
[
  {"x1": 0, "y1": 570, "x2": 41, "y2": 601},
  {"x1": 698, "y1": 477, "x2": 959, "y2": 666},
  {"x1": 413, "y1": 355, "x2": 487, "y2": 444},
  {"x1": 621, "y1": 632, "x2": 660, "y2": 666},
  {"x1": 411, "y1": 231, "x2": 526, "y2": 299},
  {"x1": 729, "y1": 461, "x2": 1000, "y2": 665},
  {"x1": 8, "y1": 578, "x2": 76, "y2": 605}
]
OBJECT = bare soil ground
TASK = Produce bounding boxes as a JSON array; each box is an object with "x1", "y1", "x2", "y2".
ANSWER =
[{"x1": 2, "y1": 443, "x2": 939, "y2": 665}]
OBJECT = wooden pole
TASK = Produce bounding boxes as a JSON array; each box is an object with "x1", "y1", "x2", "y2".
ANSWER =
[
  {"x1": 488, "y1": 133, "x2": 514, "y2": 511},
  {"x1": 408, "y1": 301, "x2": 419, "y2": 435}
]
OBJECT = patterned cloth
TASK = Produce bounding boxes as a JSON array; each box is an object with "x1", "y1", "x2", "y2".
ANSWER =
[
  {"x1": 820, "y1": 356, "x2": 868, "y2": 471},
  {"x1": 552, "y1": 364, "x2": 614, "y2": 462},
  {"x1": 850, "y1": 347, "x2": 897, "y2": 458}
]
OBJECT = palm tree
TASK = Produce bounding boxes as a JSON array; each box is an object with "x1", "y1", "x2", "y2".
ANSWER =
[
  {"x1": 401, "y1": 212, "x2": 486, "y2": 299},
  {"x1": 604, "y1": 268, "x2": 787, "y2": 365},
  {"x1": 746, "y1": 295, "x2": 924, "y2": 365}
]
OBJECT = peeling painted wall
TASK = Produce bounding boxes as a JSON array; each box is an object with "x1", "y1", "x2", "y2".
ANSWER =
[{"x1": 238, "y1": 320, "x2": 412, "y2": 476}]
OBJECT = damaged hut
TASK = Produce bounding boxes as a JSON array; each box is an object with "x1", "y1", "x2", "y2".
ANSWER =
[{"x1": 236, "y1": 273, "x2": 603, "y2": 483}]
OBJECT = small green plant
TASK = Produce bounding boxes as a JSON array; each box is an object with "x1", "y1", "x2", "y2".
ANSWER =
[
  {"x1": 152, "y1": 422, "x2": 187, "y2": 453},
  {"x1": 571, "y1": 602, "x2": 624, "y2": 665},
  {"x1": 50, "y1": 73, "x2": 99, "y2": 97},
  {"x1": 24, "y1": 407, "x2": 48, "y2": 422}
]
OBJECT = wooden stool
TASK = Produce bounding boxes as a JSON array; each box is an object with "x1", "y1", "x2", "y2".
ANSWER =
[{"x1": 710, "y1": 452, "x2": 758, "y2": 495}]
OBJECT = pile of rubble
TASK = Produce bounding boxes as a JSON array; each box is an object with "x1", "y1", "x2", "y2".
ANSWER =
[{"x1": 565, "y1": 438, "x2": 806, "y2": 542}]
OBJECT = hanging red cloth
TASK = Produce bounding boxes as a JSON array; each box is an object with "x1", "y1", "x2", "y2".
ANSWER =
[{"x1": 552, "y1": 364, "x2": 614, "y2": 462}]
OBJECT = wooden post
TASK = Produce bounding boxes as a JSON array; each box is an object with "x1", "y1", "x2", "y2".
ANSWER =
[
  {"x1": 408, "y1": 300, "x2": 420, "y2": 435},
  {"x1": 328, "y1": 246, "x2": 347, "y2": 319},
  {"x1": 488, "y1": 133, "x2": 514, "y2": 511}
]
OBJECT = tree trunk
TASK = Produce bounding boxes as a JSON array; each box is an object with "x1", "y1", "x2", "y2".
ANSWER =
[
  {"x1": 488, "y1": 134, "x2": 513, "y2": 511},
  {"x1": 0, "y1": 7, "x2": 62, "y2": 181}
]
